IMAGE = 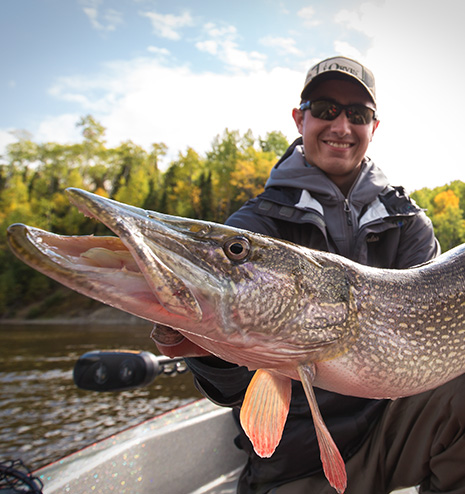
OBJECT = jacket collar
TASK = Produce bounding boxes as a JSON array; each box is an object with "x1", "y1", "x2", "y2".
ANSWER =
[{"x1": 265, "y1": 144, "x2": 390, "y2": 208}]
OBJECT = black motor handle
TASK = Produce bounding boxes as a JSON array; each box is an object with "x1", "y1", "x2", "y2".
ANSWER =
[{"x1": 73, "y1": 350, "x2": 187, "y2": 392}]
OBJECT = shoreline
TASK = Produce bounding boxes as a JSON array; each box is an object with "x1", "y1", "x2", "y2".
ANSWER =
[{"x1": 0, "y1": 306, "x2": 151, "y2": 326}]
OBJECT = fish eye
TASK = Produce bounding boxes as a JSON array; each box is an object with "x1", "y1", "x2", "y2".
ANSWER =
[{"x1": 223, "y1": 236, "x2": 250, "y2": 262}]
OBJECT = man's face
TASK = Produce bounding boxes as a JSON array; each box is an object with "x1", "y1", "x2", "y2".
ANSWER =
[{"x1": 293, "y1": 79, "x2": 379, "y2": 194}]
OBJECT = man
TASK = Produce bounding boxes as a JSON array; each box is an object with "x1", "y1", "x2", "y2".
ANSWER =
[{"x1": 155, "y1": 56, "x2": 465, "y2": 493}]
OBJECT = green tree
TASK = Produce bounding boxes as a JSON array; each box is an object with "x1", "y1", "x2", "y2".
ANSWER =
[
  {"x1": 112, "y1": 141, "x2": 154, "y2": 205},
  {"x1": 207, "y1": 129, "x2": 241, "y2": 220},
  {"x1": 230, "y1": 148, "x2": 276, "y2": 210},
  {"x1": 197, "y1": 171, "x2": 214, "y2": 221},
  {"x1": 159, "y1": 148, "x2": 206, "y2": 218},
  {"x1": 142, "y1": 142, "x2": 168, "y2": 212},
  {"x1": 0, "y1": 120, "x2": 294, "y2": 317},
  {"x1": 259, "y1": 130, "x2": 290, "y2": 157}
]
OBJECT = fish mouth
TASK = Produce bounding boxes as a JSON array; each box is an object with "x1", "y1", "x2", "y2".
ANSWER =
[
  {"x1": 7, "y1": 188, "x2": 229, "y2": 326},
  {"x1": 65, "y1": 188, "x2": 230, "y2": 321},
  {"x1": 6, "y1": 223, "x2": 176, "y2": 324}
]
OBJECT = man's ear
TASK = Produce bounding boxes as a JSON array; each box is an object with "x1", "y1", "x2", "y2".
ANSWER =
[
  {"x1": 370, "y1": 119, "x2": 380, "y2": 141},
  {"x1": 292, "y1": 108, "x2": 305, "y2": 135}
]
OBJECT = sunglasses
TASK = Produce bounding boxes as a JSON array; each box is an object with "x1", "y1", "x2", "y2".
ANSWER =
[{"x1": 299, "y1": 99, "x2": 378, "y2": 125}]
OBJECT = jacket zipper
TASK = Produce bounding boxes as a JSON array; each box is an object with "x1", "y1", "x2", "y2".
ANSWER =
[{"x1": 344, "y1": 199, "x2": 353, "y2": 226}]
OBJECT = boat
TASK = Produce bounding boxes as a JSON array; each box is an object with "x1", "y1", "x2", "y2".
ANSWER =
[
  {"x1": 2, "y1": 350, "x2": 417, "y2": 494},
  {"x1": 34, "y1": 398, "x2": 245, "y2": 494},
  {"x1": 2, "y1": 351, "x2": 246, "y2": 494}
]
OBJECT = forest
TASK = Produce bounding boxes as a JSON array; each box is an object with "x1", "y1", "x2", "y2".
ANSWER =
[{"x1": 1, "y1": 115, "x2": 464, "y2": 317}]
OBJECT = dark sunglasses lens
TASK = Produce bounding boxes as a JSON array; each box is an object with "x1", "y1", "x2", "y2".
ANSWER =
[
  {"x1": 346, "y1": 105, "x2": 374, "y2": 124},
  {"x1": 310, "y1": 101, "x2": 340, "y2": 120},
  {"x1": 306, "y1": 100, "x2": 375, "y2": 124}
]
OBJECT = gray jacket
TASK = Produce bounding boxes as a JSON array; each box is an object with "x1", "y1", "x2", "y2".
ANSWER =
[
  {"x1": 229, "y1": 140, "x2": 439, "y2": 268},
  {"x1": 186, "y1": 139, "x2": 439, "y2": 494}
]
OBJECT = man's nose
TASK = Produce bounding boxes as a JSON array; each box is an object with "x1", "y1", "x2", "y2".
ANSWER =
[{"x1": 330, "y1": 112, "x2": 351, "y2": 135}]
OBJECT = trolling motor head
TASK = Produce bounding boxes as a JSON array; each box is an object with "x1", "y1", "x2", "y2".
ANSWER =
[{"x1": 73, "y1": 350, "x2": 187, "y2": 392}]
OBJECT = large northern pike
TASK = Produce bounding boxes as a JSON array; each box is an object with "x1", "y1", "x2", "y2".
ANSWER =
[{"x1": 7, "y1": 188, "x2": 465, "y2": 493}]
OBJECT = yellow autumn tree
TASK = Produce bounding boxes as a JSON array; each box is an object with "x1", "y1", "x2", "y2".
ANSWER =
[
  {"x1": 434, "y1": 189, "x2": 460, "y2": 212},
  {"x1": 230, "y1": 149, "x2": 276, "y2": 208},
  {"x1": 431, "y1": 189, "x2": 465, "y2": 251}
]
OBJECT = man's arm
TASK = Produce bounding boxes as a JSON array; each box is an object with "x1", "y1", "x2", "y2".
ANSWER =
[{"x1": 395, "y1": 212, "x2": 440, "y2": 268}]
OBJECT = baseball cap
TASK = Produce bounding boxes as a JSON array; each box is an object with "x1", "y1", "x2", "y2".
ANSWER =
[{"x1": 301, "y1": 56, "x2": 376, "y2": 105}]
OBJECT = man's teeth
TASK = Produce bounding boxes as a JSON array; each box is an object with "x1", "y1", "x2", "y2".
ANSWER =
[{"x1": 327, "y1": 141, "x2": 351, "y2": 148}]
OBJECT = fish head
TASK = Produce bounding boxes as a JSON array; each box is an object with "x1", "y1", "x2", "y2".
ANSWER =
[{"x1": 7, "y1": 188, "x2": 358, "y2": 366}]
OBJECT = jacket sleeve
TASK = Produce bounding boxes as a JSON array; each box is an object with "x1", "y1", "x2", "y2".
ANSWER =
[
  {"x1": 225, "y1": 197, "x2": 282, "y2": 235},
  {"x1": 395, "y1": 211, "x2": 440, "y2": 269},
  {"x1": 184, "y1": 357, "x2": 254, "y2": 407}
]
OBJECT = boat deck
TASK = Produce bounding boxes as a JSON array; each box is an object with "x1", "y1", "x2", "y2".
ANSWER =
[{"x1": 34, "y1": 399, "x2": 418, "y2": 494}]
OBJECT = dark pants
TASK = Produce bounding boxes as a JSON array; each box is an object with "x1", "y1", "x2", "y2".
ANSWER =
[{"x1": 268, "y1": 374, "x2": 465, "y2": 494}]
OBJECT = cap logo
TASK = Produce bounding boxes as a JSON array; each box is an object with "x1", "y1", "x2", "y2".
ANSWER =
[
  {"x1": 312, "y1": 59, "x2": 362, "y2": 80},
  {"x1": 302, "y1": 56, "x2": 376, "y2": 103}
]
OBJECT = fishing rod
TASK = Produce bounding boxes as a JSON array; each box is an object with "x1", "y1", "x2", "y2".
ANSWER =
[{"x1": 73, "y1": 350, "x2": 189, "y2": 392}]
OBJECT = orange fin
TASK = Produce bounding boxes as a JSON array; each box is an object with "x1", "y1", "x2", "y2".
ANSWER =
[
  {"x1": 240, "y1": 369, "x2": 291, "y2": 458},
  {"x1": 298, "y1": 364, "x2": 347, "y2": 494}
]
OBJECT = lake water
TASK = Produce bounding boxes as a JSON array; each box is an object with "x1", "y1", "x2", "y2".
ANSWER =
[{"x1": 0, "y1": 323, "x2": 202, "y2": 472}]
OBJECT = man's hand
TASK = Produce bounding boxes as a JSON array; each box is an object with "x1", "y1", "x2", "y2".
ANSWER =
[{"x1": 151, "y1": 324, "x2": 211, "y2": 358}]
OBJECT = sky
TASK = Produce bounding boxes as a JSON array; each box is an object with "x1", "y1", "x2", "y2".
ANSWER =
[{"x1": 1, "y1": 0, "x2": 464, "y2": 192}]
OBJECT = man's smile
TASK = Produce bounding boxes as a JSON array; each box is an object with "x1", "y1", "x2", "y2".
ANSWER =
[{"x1": 324, "y1": 141, "x2": 353, "y2": 149}]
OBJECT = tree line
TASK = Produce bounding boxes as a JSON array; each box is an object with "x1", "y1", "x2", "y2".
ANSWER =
[
  {"x1": 1, "y1": 115, "x2": 464, "y2": 317},
  {"x1": 411, "y1": 182, "x2": 465, "y2": 252},
  {"x1": 0, "y1": 116, "x2": 289, "y2": 315}
]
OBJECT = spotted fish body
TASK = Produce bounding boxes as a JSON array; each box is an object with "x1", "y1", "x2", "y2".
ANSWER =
[
  {"x1": 6, "y1": 188, "x2": 465, "y2": 493},
  {"x1": 313, "y1": 250, "x2": 465, "y2": 399}
]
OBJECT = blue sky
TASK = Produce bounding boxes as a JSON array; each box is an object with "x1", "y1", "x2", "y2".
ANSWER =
[{"x1": 1, "y1": 0, "x2": 464, "y2": 191}]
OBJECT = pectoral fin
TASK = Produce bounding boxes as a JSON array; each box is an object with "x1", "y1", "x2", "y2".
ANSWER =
[
  {"x1": 298, "y1": 364, "x2": 347, "y2": 494},
  {"x1": 240, "y1": 369, "x2": 291, "y2": 458}
]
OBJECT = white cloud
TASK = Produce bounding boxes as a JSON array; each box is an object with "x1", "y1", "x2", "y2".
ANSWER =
[
  {"x1": 48, "y1": 68, "x2": 127, "y2": 113},
  {"x1": 80, "y1": 0, "x2": 123, "y2": 32},
  {"x1": 103, "y1": 62, "x2": 301, "y2": 164},
  {"x1": 0, "y1": 116, "x2": 82, "y2": 159},
  {"x1": 334, "y1": 3, "x2": 377, "y2": 37},
  {"x1": 196, "y1": 22, "x2": 267, "y2": 72},
  {"x1": 101, "y1": 9, "x2": 124, "y2": 30},
  {"x1": 35, "y1": 58, "x2": 302, "y2": 167},
  {"x1": 0, "y1": 130, "x2": 18, "y2": 158},
  {"x1": 147, "y1": 46, "x2": 171, "y2": 57},
  {"x1": 35, "y1": 114, "x2": 83, "y2": 145},
  {"x1": 279, "y1": 2, "x2": 290, "y2": 16},
  {"x1": 142, "y1": 10, "x2": 194, "y2": 40},
  {"x1": 203, "y1": 23, "x2": 237, "y2": 38},
  {"x1": 195, "y1": 40, "x2": 218, "y2": 55},
  {"x1": 332, "y1": 41, "x2": 362, "y2": 62},
  {"x1": 220, "y1": 41, "x2": 267, "y2": 72},
  {"x1": 260, "y1": 36, "x2": 304, "y2": 56},
  {"x1": 298, "y1": 6, "x2": 321, "y2": 27},
  {"x1": 335, "y1": 0, "x2": 465, "y2": 191}
]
